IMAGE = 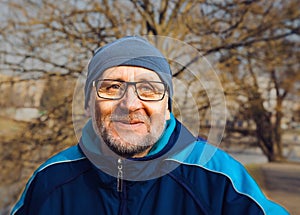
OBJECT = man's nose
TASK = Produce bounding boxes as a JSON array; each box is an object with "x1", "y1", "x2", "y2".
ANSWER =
[{"x1": 119, "y1": 85, "x2": 143, "y2": 110}]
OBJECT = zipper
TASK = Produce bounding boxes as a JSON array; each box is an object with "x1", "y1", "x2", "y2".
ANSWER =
[
  {"x1": 117, "y1": 158, "x2": 127, "y2": 215},
  {"x1": 117, "y1": 158, "x2": 123, "y2": 192}
]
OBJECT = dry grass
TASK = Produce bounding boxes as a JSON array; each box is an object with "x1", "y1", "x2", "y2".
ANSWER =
[{"x1": 245, "y1": 163, "x2": 266, "y2": 190}]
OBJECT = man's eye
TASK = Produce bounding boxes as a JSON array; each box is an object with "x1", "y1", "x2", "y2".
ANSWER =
[
  {"x1": 107, "y1": 84, "x2": 121, "y2": 90},
  {"x1": 140, "y1": 84, "x2": 153, "y2": 91},
  {"x1": 98, "y1": 82, "x2": 123, "y2": 93}
]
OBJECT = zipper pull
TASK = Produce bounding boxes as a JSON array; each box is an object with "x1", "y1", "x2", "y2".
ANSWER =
[{"x1": 117, "y1": 158, "x2": 123, "y2": 192}]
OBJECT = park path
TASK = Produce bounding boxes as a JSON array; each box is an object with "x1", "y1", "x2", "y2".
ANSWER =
[{"x1": 261, "y1": 163, "x2": 300, "y2": 215}]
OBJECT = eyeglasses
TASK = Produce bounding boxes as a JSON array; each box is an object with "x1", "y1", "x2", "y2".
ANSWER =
[{"x1": 93, "y1": 79, "x2": 168, "y2": 101}]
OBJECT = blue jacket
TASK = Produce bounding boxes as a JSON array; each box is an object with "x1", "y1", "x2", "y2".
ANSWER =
[{"x1": 11, "y1": 115, "x2": 288, "y2": 215}]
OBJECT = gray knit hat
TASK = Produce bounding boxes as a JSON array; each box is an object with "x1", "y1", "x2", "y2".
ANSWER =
[{"x1": 84, "y1": 36, "x2": 173, "y2": 110}]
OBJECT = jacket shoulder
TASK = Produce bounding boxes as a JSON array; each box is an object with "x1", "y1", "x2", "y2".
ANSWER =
[
  {"x1": 11, "y1": 145, "x2": 89, "y2": 215},
  {"x1": 167, "y1": 141, "x2": 289, "y2": 215}
]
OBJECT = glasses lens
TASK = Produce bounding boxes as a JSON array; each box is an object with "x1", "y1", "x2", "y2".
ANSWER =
[
  {"x1": 136, "y1": 81, "x2": 166, "y2": 101},
  {"x1": 96, "y1": 80, "x2": 125, "y2": 99},
  {"x1": 95, "y1": 80, "x2": 166, "y2": 101}
]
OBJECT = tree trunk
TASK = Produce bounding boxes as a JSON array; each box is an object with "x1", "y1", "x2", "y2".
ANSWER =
[
  {"x1": 251, "y1": 95, "x2": 285, "y2": 162},
  {"x1": 254, "y1": 112, "x2": 285, "y2": 162}
]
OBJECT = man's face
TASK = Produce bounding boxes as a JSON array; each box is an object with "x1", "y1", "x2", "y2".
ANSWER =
[{"x1": 91, "y1": 66, "x2": 170, "y2": 158}]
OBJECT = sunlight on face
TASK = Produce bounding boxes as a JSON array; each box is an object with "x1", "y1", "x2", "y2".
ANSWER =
[{"x1": 91, "y1": 66, "x2": 170, "y2": 158}]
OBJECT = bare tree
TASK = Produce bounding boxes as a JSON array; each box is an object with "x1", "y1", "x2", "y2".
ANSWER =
[
  {"x1": 0, "y1": 0, "x2": 299, "y2": 211},
  {"x1": 210, "y1": 0, "x2": 300, "y2": 161}
]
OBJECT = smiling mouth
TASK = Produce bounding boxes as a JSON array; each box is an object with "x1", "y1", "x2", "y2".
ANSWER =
[
  {"x1": 110, "y1": 114, "x2": 150, "y2": 132},
  {"x1": 112, "y1": 119, "x2": 147, "y2": 132},
  {"x1": 111, "y1": 115, "x2": 146, "y2": 124},
  {"x1": 115, "y1": 119, "x2": 144, "y2": 124},
  {"x1": 113, "y1": 120, "x2": 145, "y2": 128}
]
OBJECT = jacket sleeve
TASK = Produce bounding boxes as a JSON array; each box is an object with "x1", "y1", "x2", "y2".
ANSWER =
[
  {"x1": 10, "y1": 173, "x2": 40, "y2": 215},
  {"x1": 169, "y1": 141, "x2": 289, "y2": 215},
  {"x1": 207, "y1": 147, "x2": 289, "y2": 215},
  {"x1": 11, "y1": 145, "x2": 86, "y2": 215},
  {"x1": 10, "y1": 171, "x2": 60, "y2": 215}
]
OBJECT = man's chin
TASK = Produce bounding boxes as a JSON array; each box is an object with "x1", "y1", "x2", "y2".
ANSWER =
[
  {"x1": 108, "y1": 143, "x2": 151, "y2": 158},
  {"x1": 109, "y1": 132, "x2": 150, "y2": 147},
  {"x1": 103, "y1": 132, "x2": 153, "y2": 158}
]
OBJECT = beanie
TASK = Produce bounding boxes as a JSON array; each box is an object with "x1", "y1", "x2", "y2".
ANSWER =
[{"x1": 84, "y1": 36, "x2": 173, "y2": 110}]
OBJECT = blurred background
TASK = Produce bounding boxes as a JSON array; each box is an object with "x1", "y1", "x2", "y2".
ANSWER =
[{"x1": 0, "y1": 0, "x2": 299, "y2": 214}]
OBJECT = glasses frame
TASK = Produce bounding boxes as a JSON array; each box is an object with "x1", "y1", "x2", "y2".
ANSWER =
[{"x1": 92, "y1": 79, "x2": 168, "y2": 101}]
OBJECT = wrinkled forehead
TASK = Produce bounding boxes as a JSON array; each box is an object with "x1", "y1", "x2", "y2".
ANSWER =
[{"x1": 100, "y1": 66, "x2": 162, "y2": 82}]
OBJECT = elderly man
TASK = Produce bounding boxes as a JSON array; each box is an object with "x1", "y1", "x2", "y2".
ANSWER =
[{"x1": 11, "y1": 36, "x2": 288, "y2": 215}]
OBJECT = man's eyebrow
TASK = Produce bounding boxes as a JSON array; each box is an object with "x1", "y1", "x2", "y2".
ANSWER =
[
  {"x1": 113, "y1": 78, "x2": 124, "y2": 81},
  {"x1": 102, "y1": 78, "x2": 124, "y2": 81},
  {"x1": 135, "y1": 76, "x2": 161, "y2": 82}
]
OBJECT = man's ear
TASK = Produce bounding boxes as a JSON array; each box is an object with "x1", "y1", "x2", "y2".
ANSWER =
[
  {"x1": 85, "y1": 93, "x2": 94, "y2": 117},
  {"x1": 85, "y1": 106, "x2": 91, "y2": 117},
  {"x1": 165, "y1": 106, "x2": 171, "y2": 121}
]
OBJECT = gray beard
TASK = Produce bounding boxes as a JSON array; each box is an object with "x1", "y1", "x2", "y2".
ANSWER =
[
  {"x1": 92, "y1": 114, "x2": 165, "y2": 158},
  {"x1": 99, "y1": 122, "x2": 153, "y2": 158}
]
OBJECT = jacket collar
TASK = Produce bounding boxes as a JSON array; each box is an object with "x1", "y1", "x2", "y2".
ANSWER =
[{"x1": 78, "y1": 113, "x2": 196, "y2": 181}]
